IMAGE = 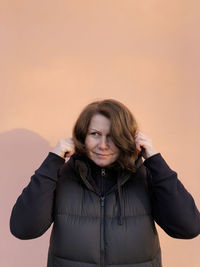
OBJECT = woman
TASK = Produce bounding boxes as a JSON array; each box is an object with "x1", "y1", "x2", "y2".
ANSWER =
[{"x1": 10, "y1": 99, "x2": 200, "y2": 267}]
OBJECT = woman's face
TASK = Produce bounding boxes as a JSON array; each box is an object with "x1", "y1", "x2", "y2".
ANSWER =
[{"x1": 85, "y1": 114, "x2": 120, "y2": 167}]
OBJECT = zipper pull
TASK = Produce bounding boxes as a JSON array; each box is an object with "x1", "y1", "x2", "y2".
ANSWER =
[
  {"x1": 100, "y1": 196, "x2": 105, "y2": 207},
  {"x1": 101, "y1": 168, "x2": 105, "y2": 176}
]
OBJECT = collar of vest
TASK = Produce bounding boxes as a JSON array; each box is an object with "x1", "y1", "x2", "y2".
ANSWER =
[{"x1": 67, "y1": 153, "x2": 143, "y2": 192}]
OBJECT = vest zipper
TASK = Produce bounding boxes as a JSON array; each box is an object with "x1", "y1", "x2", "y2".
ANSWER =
[
  {"x1": 100, "y1": 196, "x2": 105, "y2": 267},
  {"x1": 101, "y1": 168, "x2": 105, "y2": 176},
  {"x1": 100, "y1": 168, "x2": 106, "y2": 266},
  {"x1": 101, "y1": 168, "x2": 105, "y2": 195}
]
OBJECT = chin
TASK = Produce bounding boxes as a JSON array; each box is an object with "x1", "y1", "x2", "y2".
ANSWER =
[
  {"x1": 93, "y1": 158, "x2": 114, "y2": 167},
  {"x1": 95, "y1": 162, "x2": 108, "y2": 167},
  {"x1": 88, "y1": 152, "x2": 118, "y2": 167}
]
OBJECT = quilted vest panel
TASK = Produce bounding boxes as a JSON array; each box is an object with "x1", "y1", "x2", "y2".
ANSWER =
[{"x1": 47, "y1": 161, "x2": 162, "y2": 267}]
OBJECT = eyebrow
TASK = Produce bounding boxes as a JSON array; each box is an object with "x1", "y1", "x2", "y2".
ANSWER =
[{"x1": 88, "y1": 128, "x2": 101, "y2": 132}]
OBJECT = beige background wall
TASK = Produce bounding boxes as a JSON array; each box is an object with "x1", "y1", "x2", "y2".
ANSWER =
[{"x1": 1, "y1": 1, "x2": 200, "y2": 266}]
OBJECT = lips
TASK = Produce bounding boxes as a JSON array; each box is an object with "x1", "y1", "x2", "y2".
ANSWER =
[{"x1": 93, "y1": 152, "x2": 112, "y2": 157}]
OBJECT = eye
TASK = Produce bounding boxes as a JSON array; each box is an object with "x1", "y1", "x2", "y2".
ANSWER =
[{"x1": 90, "y1": 132, "x2": 100, "y2": 136}]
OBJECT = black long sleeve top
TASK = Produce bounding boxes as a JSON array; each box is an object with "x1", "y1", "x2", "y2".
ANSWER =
[{"x1": 10, "y1": 152, "x2": 200, "y2": 240}]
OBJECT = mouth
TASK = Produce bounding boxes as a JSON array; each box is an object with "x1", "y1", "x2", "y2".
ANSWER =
[{"x1": 93, "y1": 152, "x2": 112, "y2": 157}]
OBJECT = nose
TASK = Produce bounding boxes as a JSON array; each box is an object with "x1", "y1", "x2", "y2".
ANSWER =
[{"x1": 98, "y1": 136, "x2": 109, "y2": 150}]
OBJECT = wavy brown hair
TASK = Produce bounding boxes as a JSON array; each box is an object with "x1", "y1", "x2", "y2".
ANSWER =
[{"x1": 72, "y1": 99, "x2": 139, "y2": 172}]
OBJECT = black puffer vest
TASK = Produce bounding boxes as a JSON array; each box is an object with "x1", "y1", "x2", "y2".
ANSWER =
[{"x1": 47, "y1": 154, "x2": 162, "y2": 267}]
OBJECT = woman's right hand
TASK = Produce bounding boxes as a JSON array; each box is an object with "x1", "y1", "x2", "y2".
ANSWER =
[{"x1": 51, "y1": 138, "x2": 75, "y2": 161}]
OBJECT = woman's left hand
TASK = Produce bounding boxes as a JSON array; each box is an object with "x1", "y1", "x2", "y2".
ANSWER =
[{"x1": 135, "y1": 132, "x2": 158, "y2": 159}]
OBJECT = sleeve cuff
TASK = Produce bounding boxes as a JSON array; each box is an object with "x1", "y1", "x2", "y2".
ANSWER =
[
  {"x1": 144, "y1": 153, "x2": 176, "y2": 181},
  {"x1": 35, "y1": 152, "x2": 65, "y2": 181}
]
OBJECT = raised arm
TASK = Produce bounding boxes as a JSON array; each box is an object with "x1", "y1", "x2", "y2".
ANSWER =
[
  {"x1": 135, "y1": 132, "x2": 200, "y2": 239},
  {"x1": 10, "y1": 138, "x2": 74, "y2": 240},
  {"x1": 144, "y1": 153, "x2": 200, "y2": 238}
]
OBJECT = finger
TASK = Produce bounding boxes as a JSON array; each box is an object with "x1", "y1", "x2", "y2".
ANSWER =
[
  {"x1": 64, "y1": 151, "x2": 71, "y2": 158},
  {"x1": 135, "y1": 141, "x2": 143, "y2": 152}
]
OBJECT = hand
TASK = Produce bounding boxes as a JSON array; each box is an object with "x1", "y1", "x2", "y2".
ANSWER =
[
  {"x1": 51, "y1": 138, "x2": 75, "y2": 162},
  {"x1": 134, "y1": 132, "x2": 158, "y2": 159}
]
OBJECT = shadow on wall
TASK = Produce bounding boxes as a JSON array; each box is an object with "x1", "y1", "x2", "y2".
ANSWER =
[
  {"x1": 0, "y1": 128, "x2": 52, "y2": 267},
  {"x1": 0, "y1": 128, "x2": 51, "y2": 190},
  {"x1": 0, "y1": 127, "x2": 52, "y2": 205}
]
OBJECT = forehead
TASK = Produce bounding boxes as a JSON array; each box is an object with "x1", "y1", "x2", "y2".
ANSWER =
[{"x1": 88, "y1": 114, "x2": 111, "y2": 132}]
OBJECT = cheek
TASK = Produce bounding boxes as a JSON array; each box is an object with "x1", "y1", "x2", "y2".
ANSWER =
[
  {"x1": 85, "y1": 136, "x2": 95, "y2": 150},
  {"x1": 84, "y1": 137, "x2": 90, "y2": 150},
  {"x1": 114, "y1": 150, "x2": 120, "y2": 159},
  {"x1": 110, "y1": 145, "x2": 120, "y2": 159},
  {"x1": 110, "y1": 142, "x2": 120, "y2": 153}
]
